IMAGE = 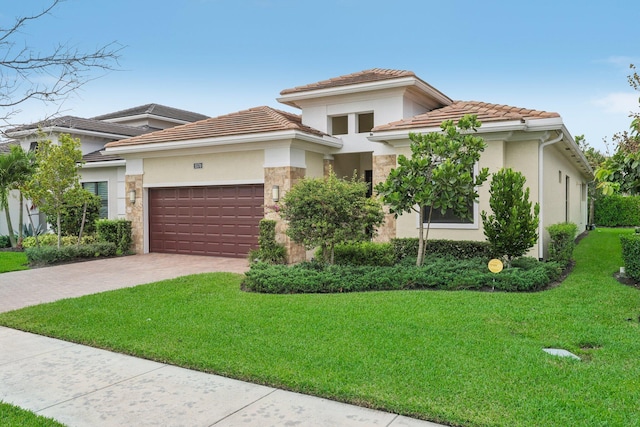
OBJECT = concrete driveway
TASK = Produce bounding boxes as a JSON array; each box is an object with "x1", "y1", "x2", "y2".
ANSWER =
[{"x1": 0, "y1": 253, "x2": 249, "y2": 313}]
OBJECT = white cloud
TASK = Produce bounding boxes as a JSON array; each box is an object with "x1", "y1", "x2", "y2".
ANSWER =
[{"x1": 592, "y1": 92, "x2": 639, "y2": 114}]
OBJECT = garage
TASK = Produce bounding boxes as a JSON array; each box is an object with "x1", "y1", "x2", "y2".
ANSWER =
[{"x1": 149, "y1": 185, "x2": 264, "y2": 258}]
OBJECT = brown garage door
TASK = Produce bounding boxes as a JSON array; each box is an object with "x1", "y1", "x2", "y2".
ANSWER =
[{"x1": 149, "y1": 185, "x2": 264, "y2": 258}]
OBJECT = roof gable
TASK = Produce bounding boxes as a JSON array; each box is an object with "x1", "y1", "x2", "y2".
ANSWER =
[
  {"x1": 373, "y1": 100, "x2": 560, "y2": 132},
  {"x1": 105, "y1": 106, "x2": 328, "y2": 148}
]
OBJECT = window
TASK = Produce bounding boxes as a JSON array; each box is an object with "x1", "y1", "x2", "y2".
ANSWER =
[
  {"x1": 331, "y1": 115, "x2": 348, "y2": 135},
  {"x1": 357, "y1": 112, "x2": 374, "y2": 133},
  {"x1": 424, "y1": 202, "x2": 474, "y2": 225},
  {"x1": 82, "y1": 181, "x2": 108, "y2": 218}
]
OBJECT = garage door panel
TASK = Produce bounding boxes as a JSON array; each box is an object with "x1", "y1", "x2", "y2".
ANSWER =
[{"x1": 149, "y1": 185, "x2": 263, "y2": 258}]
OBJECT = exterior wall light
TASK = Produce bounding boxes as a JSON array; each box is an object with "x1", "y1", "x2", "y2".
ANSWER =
[
  {"x1": 128, "y1": 189, "x2": 136, "y2": 204},
  {"x1": 272, "y1": 185, "x2": 280, "y2": 202}
]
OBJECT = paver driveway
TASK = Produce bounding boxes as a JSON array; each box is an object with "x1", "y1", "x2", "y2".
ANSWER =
[{"x1": 0, "y1": 253, "x2": 249, "y2": 313}]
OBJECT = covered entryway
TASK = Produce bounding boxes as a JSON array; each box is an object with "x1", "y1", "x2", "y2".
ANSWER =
[{"x1": 149, "y1": 185, "x2": 264, "y2": 258}]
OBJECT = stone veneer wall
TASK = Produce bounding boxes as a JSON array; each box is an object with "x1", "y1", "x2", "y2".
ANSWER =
[
  {"x1": 125, "y1": 174, "x2": 144, "y2": 254},
  {"x1": 264, "y1": 166, "x2": 306, "y2": 263},
  {"x1": 372, "y1": 154, "x2": 397, "y2": 242}
]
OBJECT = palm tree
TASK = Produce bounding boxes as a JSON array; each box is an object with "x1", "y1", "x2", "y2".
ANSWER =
[{"x1": 0, "y1": 145, "x2": 34, "y2": 247}]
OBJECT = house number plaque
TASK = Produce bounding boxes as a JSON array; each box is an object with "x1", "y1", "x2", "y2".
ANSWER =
[{"x1": 193, "y1": 163, "x2": 203, "y2": 169}]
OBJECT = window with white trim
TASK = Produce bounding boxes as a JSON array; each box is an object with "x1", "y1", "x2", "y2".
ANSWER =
[{"x1": 82, "y1": 181, "x2": 108, "y2": 218}]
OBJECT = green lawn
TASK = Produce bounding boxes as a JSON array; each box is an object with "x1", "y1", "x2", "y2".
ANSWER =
[
  {"x1": 1, "y1": 228, "x2": 638, "y2": 426},
  {"x1": 0, "y1": 401, "x2": 66, "y2": 427},
  {"x1": 0, "y1": 251, "x2": 28, "y2": 273}
]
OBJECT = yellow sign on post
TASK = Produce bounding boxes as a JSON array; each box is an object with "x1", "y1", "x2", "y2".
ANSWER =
[{"x1": 488, "y1": 259, "x2": 504, "y2": 273}]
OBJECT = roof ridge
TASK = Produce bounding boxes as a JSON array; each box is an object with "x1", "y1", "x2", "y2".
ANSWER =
[{"x1": 280, "y1": 68, "x2": 416, "y2": 95}]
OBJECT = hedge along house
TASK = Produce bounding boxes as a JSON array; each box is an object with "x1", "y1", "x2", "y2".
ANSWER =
[{"x1": 103, "y1": 69, "x2": 593, "y2": 261}]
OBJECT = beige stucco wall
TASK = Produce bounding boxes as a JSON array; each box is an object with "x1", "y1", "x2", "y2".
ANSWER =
[
  {"x1": 305, "y1": 151, "x2": 325, "y2": 178},
  {"x1": 143, "y1": 150, "x2": 264, "y2": 186}
]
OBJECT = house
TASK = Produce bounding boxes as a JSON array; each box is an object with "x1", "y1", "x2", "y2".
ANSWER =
[
  {"x1": 0, "y1": 104, "x2": 209, "y2": 236},
  {"x1": 103, "y1": 69, "x2": 593, "y2": 261}
]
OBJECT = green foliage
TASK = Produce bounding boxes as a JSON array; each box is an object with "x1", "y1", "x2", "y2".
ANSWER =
[
  {"x1": 24, "y1": 134, "x2": 84, "y2": 248},
  {"x1": 248, "y1": 219, "x2": 288, "y2": 264},
  {"x1": 620, "y1": 234, "x2": 640, "y2": 282},
  {"x1": 0, "y1": 235, "x2": 10, "y2": 248},
  {"x1": 391, "y1": 238, "x2": 491, "y2": 262},
  {"x1": 375, "y1": 115, "x2": 490, "y2": 266},
  {"x1": 22, "y1": 234, "x2": 96, "y2": 248},
  {"x1": 546, "y1": 222, "x2": 578, "y2": 265},
  {"x1": 50, "y1": 187, "x2": 102, "y2": 236},
  {"x1": 0, "y1": 145, "x2": 35, "y2": 247},
  {"x1": 482, "y1": 168, "x2": 539, "y2": 264},
  {"x1": 96, "y1": 219, "x2": 133, "y2": 254},
  {"x1": 280, "y1": 171, "x2": 384, "y2": 264},
  {"x1": 242, "y1": 256, "x2": 561, "y2": 294},
  {"x1": 594, "y1": 195, "x2": 640, "y2": 226},
  {"x1": 315, "y1": 241, "x2": 396, "y2": 266},
  {"x1": 24, "y1": 242, "x2": 117, "y2": 266}
]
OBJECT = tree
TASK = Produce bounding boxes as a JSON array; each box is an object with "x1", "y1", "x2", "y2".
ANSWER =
[
  {"x1": 24, "y1": 133, "x2": 83, "y2": 248},
  {"x1": 575, "y1": 135, "x2": 606, "y2": 226},
  {"x1": 0, "y1": 145, "x2": 34, "y2": 247},
  {"x1": 481, "y1": 168, "x2": 539, "y2": 267},
  {"x1": 53, "y1": 187, "x2": 101, "y2": 240},
  {"x1": 375, "y1": 115, "x2": 489, "y2": 266},
  {"x1": 280, "y1": 171, "x2": 384, "y2": 264},
  {"x1": 1, "y1": 0, "x2": 121, "y2": 126},
  {"x1": 595, "y1": 64, "x2": 640, "y2": 196}
]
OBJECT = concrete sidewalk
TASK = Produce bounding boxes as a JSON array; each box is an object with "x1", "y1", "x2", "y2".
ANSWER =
[{"x1": 0, "y1": 254, "x2": 446, "y2": 427}]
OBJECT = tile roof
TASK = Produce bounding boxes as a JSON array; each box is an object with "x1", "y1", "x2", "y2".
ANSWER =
[
  {"x1": 7, "y1": 116, "x2": 150, "y2": 137},
  {"x1": 373, "y1": 100, "x2": 560, "y2": 131},
  {"x1": 0, "y1": 141, "x2": 18, "y2": 153},
  {"x1": 83, "y1": 149, "x2": 123, "y2": 163},
  {"x1": 106, "y1": 106, "x2": 328, "y2": 148},
  {"x1": 92, "y1": 103, "x2": 209, "y2": 123},
  {"x1": 280, "y1": 68, "x2": 417, "y2": 95}
]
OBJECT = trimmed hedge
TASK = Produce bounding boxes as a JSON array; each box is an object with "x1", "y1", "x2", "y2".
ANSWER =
[
  {"x1": 22, "y1": 234, "x2": 96, "y2": 248},
  {"x1": 315, "y1": 242, "x2": 396, "y2": 266},
  {"x1": 25, "y1": 242, "x2": 117, "y2": 266},
  {"x1": 391, "y1": 238, "x2": 491, "y2": 262},
  {"x1": 96, "y1": 219, "x2": 133, "y2": 254},
  {"x1": 594, "y1": 195, "x2": 640, "y2": 226},
  {"x1": 242, "y1": 256, "x2": 562, "y2": 294},
  {"x1": 620, "y1": 234, "x2": 640, "y2": 282},
  {"x1": 546, "y1": 222, "x2": 578, "y2": 266}
]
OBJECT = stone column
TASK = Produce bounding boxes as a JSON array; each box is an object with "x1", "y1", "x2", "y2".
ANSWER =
[
  {"x1": 372, "y1": 154, "x2": 397, "y2": 242},
  {"x1": 264, "y1": 166, "x2": 306, "y2": 264},
  {"x1": 125, "y1": 174, "x2": 144, "y2": 254}
]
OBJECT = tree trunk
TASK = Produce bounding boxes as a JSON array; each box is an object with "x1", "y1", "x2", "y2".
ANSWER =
[
  {"x1": 25, "y1": 201, "x2": 40, "y2": 248},
  {"x1": 18, "y1": 192, "x2": 24, "y2": 245},
  {"x1": 56, "y1": 214, "x2": 62, "y2": 249},
  {"x1": 77, "y1": 202, "x2": 87, "y2": 244},
  {"x1": 3, "y1": 199, "x2": 17, "y2": 248}
]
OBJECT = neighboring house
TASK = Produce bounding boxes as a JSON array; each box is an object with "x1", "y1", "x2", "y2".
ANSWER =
[
  {"x1": 0, "y1": 104, "x2": 209, "y2": 237},
  {"x1": 103, "y1": 69, "x2": 593, "y2": 261}
]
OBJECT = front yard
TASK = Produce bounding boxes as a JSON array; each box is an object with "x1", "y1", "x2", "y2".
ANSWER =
[{"x1": 0, "y1": 228, "x2": 638, "y2": 426}]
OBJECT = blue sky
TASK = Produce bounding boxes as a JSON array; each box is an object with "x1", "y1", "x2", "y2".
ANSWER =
[{"x1": 3, "y1": 0, "x2": 638, "y2": 152}]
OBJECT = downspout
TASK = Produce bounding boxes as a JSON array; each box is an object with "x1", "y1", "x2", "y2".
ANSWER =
[{"x1": 538, "y1": 132, "x2": 564, "y2": 260}]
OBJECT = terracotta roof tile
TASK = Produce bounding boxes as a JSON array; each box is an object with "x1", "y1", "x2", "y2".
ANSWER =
[
  {"x1": 106, "y1": 106, "x2": 327, "y2": 148},
  {"x1": 373, "y1": 101, "x2": 560, "y2": 131},
  {"x1": 280, "y1": 68, "x2": 416, "y2": 95}
]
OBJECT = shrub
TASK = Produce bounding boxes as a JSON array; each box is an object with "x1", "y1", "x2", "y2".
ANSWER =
[
  {"x1": 546, "y1": 222, "x2": 578, "y2": 266},
  {"x1": 391, "y1": 238, "x2": 491, "y2": 262},
  {"x1": 96, "y1": 219, "x2": 133, "y2": 254},
  {"x1": 242, "y1": 255, "x2": 561, "y2": 294},
  {"x1": 22, "y1": 234, "x2": 96, "y2": 248},
  {"x1": 25, "y1": 242, "x2": 117, "y2": 266},
  {"x1": 620, "y1": 234, "x2": 640, "y2": 282},
  {"x1": 315, "y1": 241, "x2": 395, "y2": 266},
  {"x1": 0, "y1": 235, "x2": 10, "y2": 248},
  {"x1": 248, "y1": 219, "x2": 287, "y2": 264},
  {"x1": 594, "y1": 195, "x2": 640, "y2": 226}
]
